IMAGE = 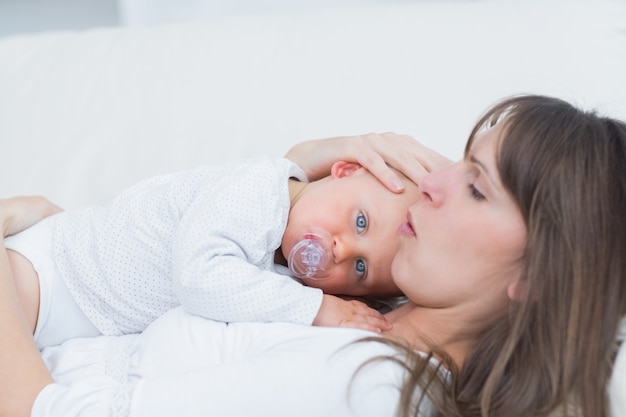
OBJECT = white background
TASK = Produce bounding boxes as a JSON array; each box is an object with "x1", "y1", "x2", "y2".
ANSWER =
[{"x1": 0, "y1": 0, "x2": 421, "y2": 38}]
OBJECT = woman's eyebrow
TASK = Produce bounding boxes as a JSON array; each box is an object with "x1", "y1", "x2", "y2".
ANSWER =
[{"x1": 469, "y1": 155, "x2": 500, "y2": 190}]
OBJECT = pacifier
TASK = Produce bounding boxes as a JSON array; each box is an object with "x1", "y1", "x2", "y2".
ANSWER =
[{"x1": 288, "y1": 229, "x2": 333, "y2": 279}]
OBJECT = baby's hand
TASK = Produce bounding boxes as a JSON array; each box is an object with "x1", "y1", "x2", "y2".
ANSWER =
[
  {"x1": 312, "y1": 294, "x2": 392, "y2": 333},
  {"x1": 0, "y1": 196, "x2": 63, "y2": 237}
]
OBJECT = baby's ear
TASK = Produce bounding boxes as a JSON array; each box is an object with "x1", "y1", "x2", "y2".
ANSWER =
[{"x1": 330, "y1": 161, "x2": 363, "y2": 178}]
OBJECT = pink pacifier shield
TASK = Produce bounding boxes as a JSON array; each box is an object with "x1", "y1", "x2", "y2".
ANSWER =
[{"x1": 288, "y1": 231, "x2": 332, "y2": 279}]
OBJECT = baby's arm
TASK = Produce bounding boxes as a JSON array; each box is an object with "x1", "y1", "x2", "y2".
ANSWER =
[
  {"x1": 174, "y1": 247, "x2": 325, "y2": 325},
  {"x1": 172, "y1": 158, "x2": 328, "y2": 325},
  {"x1": 313, "y1": 294, "x2": 392, "y2": 333},
  {"x1": 177, "y1": 254, "x2": 391, "y2": 332}
]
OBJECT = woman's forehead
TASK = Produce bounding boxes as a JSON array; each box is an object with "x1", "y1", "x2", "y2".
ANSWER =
[{"x1": 468, "y1": 123, "x2": 505, "y2": 157}]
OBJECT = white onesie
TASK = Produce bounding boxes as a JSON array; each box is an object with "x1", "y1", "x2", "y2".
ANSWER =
[{"x1": 6, "y1": 157, "x2": 323, "y2": 345}]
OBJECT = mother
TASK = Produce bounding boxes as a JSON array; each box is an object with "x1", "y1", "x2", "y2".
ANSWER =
[{"x1": 2, "y1": 94, "x2": 625, "y2": 417}]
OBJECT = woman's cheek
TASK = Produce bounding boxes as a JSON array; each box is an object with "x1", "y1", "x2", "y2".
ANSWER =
[{"x1": 391, "y1": 251, "x2": 415, "y2": 289}]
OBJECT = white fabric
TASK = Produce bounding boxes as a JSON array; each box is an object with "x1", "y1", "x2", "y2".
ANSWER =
[
  {"x1": 609, "y1": 318, "x2": 626, "y2": 416},
  {"x1": 4, "y1": 219, "x2": 101, "y2": 348},
  {"x1": 33, "y1": 307, "x2": 426, "y2": 417}
]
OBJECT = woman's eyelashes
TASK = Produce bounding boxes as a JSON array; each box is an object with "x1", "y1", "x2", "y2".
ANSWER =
[{"x1": 469, "y1": 183, "x2": 486, "y2": 201}]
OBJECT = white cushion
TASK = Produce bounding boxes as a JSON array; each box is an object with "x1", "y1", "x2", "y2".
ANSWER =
[{"x1": 1, "y1": 0, "x2": 624, "y2": 209}]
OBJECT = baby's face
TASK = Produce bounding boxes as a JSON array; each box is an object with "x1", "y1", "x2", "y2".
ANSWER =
[{"x1": 283, "y1": 163, "x2": 420, "y2": 297}]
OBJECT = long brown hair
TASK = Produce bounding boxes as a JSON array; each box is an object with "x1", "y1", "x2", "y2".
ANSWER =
[
  {"x1": 375, "y1": 95, "x2": 626, "y2": 417},
  {"x1": 462, "y1": 95, "x2": 626, "y2": 417}
]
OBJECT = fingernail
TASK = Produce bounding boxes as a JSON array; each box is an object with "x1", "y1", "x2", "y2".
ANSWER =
[{"x1": 391, "y1": 179, "x2": 404, "y2": 191}]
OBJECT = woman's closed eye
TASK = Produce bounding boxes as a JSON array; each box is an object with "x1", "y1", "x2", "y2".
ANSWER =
[{"x1": 469, "y1": 184, "x2": 486, "y2": 201}]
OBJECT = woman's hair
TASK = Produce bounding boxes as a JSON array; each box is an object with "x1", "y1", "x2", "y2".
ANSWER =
[
  {"x1": 461, "y1": 95, "x2": 626, "y2": 417},
  {"x1": 379, "y1": 95, "x2": 626, "y2": 417}
]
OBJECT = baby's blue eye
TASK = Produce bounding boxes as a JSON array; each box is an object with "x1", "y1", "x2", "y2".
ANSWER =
[
  {"x1": 355, "y1": 259, "x2": 367, "y2": 278},
  {"x1": 356, "y1": 213, "x2": 367, "y2": 233}
]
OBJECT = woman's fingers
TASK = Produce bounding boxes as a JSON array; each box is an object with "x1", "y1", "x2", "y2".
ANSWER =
[
  {"x1": 354, "y1": 133, "x2": 430, "y2": 191},
  {"x1": 363, "y1": 132, "x2": 453, "y2": 186},
  {"x1": 285, "y1": 132, "x2": 453, "y2": 194}
]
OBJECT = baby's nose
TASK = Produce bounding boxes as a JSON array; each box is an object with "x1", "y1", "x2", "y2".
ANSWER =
[{"x1": 332, "y1": 235, "x2": 358, "y2": 263}]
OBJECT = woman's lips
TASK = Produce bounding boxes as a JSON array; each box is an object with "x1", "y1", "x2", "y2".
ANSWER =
[{"x1": 398, "y1": 212, "x2": 416, "y2": 237}]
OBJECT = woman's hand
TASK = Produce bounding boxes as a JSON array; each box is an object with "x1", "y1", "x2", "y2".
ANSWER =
[
  {"x1": 285, "y1": 132, "x2": 452, "y2": 193},
  {"x1": 0, "y1": 196, "x2": 63, "y2": 237}
]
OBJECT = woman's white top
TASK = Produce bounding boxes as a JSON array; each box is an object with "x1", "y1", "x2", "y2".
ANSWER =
[{"x1": 33, "y1": 307, "x2": 435, "y2": 417}]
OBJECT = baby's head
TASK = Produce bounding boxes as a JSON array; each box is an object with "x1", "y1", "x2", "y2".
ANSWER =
[{"x1": 282, "y1": 161, "x2": 420, "y2": 297}]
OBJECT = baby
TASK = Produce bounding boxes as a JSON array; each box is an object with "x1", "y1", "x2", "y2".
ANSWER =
[{"x1": 5, "y1": 156, "x2": 420, "y2": 347}]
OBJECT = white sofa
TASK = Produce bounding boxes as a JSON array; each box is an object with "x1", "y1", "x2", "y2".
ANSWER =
[{"x1": 1, "y1": 0, "x2": 625, "y2": 414}]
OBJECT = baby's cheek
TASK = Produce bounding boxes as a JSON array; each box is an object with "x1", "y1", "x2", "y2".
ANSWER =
[{"x1": 301, "y1": 268, "x2": 345, "y2": 293}]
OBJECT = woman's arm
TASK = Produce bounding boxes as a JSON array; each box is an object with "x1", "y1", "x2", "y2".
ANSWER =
[
  {"x1": 285, "y1": 132, "x2": 452, "y2": 193},
  {"x1": 0, "y1": 197, "x2": 61, "y2": 417}
]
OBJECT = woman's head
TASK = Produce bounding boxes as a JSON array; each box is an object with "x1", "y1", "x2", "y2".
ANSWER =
[
  {"x1": 392, "y1": 122, "x2": 527, "y2": 325},
  {"x1": 357, "y1": 95, "x2": 626, "y2": 417},
  {"x1": 456, "y1": 95, "x2": 626, "y2": 417}
]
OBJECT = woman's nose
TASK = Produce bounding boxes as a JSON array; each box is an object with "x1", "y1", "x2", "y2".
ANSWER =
[{"x1": 418, "y1": 169, "x2": 446, "y2": 207}]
